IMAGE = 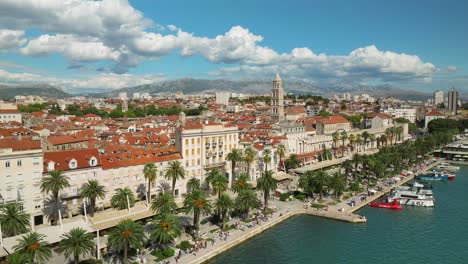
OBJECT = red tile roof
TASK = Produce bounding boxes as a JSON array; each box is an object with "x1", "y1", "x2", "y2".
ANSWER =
[
  {"x1": 0, "y1": 109, "x2": 20, "y2": 113},
  {"x1": 44, "y1": 148, "x2": 101, "y2": 172},
  {"x1": 426, "y1": 110, "x2": 444, "y2": 116},
  {"x1": 317, "y1": 115, "x2": 350, "y2": 124},
  {"x1": 0, "y1": 137, "x2": 41, "y2": 151},
  {"x1": 48, "y1": 135, "x2": 87, "y2": 145}
]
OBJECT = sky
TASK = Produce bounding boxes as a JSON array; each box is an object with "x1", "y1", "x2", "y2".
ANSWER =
[{"x1": 0, "y1": 0, "x2": 467, "y2": 92}]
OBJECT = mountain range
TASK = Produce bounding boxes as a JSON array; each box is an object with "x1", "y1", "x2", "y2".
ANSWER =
[
  {"x1": 0, "y1": 84, "x2": 71, "y2": 99},
  {"x1": 0, "y1": 78, "x2": 447, "y2": 101}
]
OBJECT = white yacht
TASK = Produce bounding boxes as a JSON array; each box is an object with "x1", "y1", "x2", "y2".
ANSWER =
[
  {"x1": 437, "y1": 163, "x2": 460, "y2": 172},
  {"x1": 387, "y1": 182, "x2": 435, "y2": 207}
]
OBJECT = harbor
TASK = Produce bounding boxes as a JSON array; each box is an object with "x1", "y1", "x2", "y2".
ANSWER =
[{"x1": 208, "y1": 162, "x2": 467, "y2": 264}]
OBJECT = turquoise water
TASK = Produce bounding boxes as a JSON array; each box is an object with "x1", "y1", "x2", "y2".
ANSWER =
[{"x1": 208, "y1": 166, "x2": 468, "y2": 264}]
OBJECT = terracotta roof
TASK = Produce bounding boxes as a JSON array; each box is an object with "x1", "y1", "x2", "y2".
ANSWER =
[
  {"x1": 83, "y1": 113, "x2": 100, "y2": 118},
  {"x1": 317, "y1": 115, "x2": 350, "y2": 124},
  {"x1": 368, "y1": 113, "x2": 392, "y2": 119},
  {"x1": 48, "y1": 135, "x2": 87, "y2": 145},
  {"x1": 0, "y1": 109, "x2": 20, "y2": 113},
  {"x1": 0, "y1": 137, "x2": 41, "y2": 151},
  {"x1": 426, "y1": 110, "x2": 444, "y2": 116},
  {"x1": 101, "y1": 151, "x2": 182, "y2": 169},
  {"x1": 44, "y1": 148, "x2": 101, "y2": 172}
]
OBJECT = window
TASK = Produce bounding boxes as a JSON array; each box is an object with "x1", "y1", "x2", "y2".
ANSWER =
[
  {"x1": 191, "y1": 149, "x2": 195, "y2": 155},
  {"x1": 93, "y1": 172, "x2": 97, "y2": 178},
  {"x1": 89, "y1": 158, "x2": 97, "y2": 166},
  {"x1": 191, "y1": 138, "x2": 195, "y2": 144},
  {"x1": 134, "y1": 175, "x2": 139, "y2": 181},
  {"x1": 185, "y1": 139, "x2": 189, "y2": 145},
  {"x1": 17, "y1": 160, "x2": 22, "y2": 167},
  {"x1": 197, "y1": 138, "x2": 200, "y2": 143},
  {"x1": 185, "y1": 149, "x2": 189, "y2": 156},
  {"x1": 69, "y1": 161, "x2": 77, "y2": 169},
  {"x1": 186, "y1": 161, "x2": 189, "y2": 167},
  {"x1": 5, "y1": 160, "x2": 10, "y2": 168},
  {"x1": 33, "y1": 158, "x2": 40, "y2": 166}
]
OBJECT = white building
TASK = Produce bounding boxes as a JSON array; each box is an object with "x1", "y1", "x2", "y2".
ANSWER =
[
  {"x1": 175, "y1": 122, "x2": 239, "y2": 185},
  {"x1": 118, "y1": 92, "x2": 127, "y2": 100},
  {"x1": 434, "y1": 90, "x2": 444, "y2": 105},
  {"x1": 383, "y1": 107, "x2": 417, "y2": 123},
  {"x1": 425, "y1": 110, "x2": 445, "y2": 128},
  {"x1": 0, "y1": 102, "x2": 22, "y2": 123},
  {"x1": 215, "y1": 92, "x2": 230, "y2": 105},
  {"x1": 0, "y1": 137, "x2": 44, "y2": 227}
]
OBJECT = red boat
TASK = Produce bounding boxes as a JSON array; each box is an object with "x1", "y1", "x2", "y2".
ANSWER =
[
  {"x1": 447, "y1": 174, "x2": 456, "y2": 180},
  {"x1": 369, "y1": 200, "x2": 403, "y2": 210}
]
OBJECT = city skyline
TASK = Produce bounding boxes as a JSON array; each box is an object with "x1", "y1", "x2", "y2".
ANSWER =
[{"x1": 0, "y1": 0, "x2": 467, "y2": 92}]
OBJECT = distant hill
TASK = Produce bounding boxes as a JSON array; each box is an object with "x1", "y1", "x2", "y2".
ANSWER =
[
  {"x1": 0, "y1": 84, "x2": 71, "y2": 99},
  {"x1": 98, "y1": 78, "x2": 438, "y2": 101}
]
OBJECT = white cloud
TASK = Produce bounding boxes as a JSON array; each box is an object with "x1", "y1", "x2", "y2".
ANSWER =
[
  {"x1": 0, "y1": 30, "x2": 26, "y2": 50},
  {"x1": 0, "y1": 0, "x2": 440, "y2": 86},
  {"x1": 0, "y1": 68, "x2": 165, "y2": 90}
]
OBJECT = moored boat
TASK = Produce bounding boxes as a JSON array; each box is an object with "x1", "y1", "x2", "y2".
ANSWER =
[
  {"x1": 437, "y1": 163, "x2": 460, "y2": 172},
  {"x1": 387, "y1": 182, "x2": 435, "y2": 207},
  {"x1": 369, "y1": 200, "x2": 403, "y2": 210},
  {"x1": 417, "y1": 170, "x2": 449, "y2": 181}
]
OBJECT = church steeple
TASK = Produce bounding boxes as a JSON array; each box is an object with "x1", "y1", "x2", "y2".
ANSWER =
[{"x1": 271, "y1": 73, "x2": 285, "y2": 123}]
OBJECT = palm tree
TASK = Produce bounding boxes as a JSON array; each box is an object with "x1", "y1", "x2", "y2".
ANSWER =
[
  {"x1": 108, "y1": 219, "x2": 146, "y2": 264},
  {"x1": 355, "y1": 134, "x2": 362, "y2": 152},
  {"x1": 276, "y1": 144, "x2": 286, "y2": 171},
  {"x1": 55, "y1": 227, "x2": 95, "y2": 264},
  {"x1": 184, "y1": 190, "x2": 211, "y2": 238},
  {"x1": 13, "y1": 232, "x2": 51, "y2": 264},
  {"x1": 211, "y1": 173, "x2": 228, "y2": 198},
  {"x1": 80, "y1": 179, "x2": 106, "y2": 217},
  {"x1": 187, "y1": 177, "x2": 201, "y2": 192},
  {"x1": 231, "y1": 173, "x2": 252, "y2": 193},
  {"x1": 299, "y1": 171, "x2": 315, "y2": 198},
  {"x1": 285, "y1": 154, "x2": 301, "y2": 172},
  {"x1": 262, "y1": 149, "x2": 272, "y2": 173},
  {"x1": 332, "y1": 131, "x2": 340, "y2": 151},
  {"x1": 226, "y1": 148, "x2": 243, "y2": 182},
  {"x1": 348, "y1": 134, "x2": 356, "y2": 152},
  {"x1": 234, "y1": 189, "x2": 260, "y2": 219},
  {"x1": 361, "y1": 131, "x2": 370, "y2": 151},
  {"x1": 40, "y1": 170, "x2": 70, "y2": 225},
  {"x1": 143, "y1": 163, "x2": 158, "y2": 201},
  {"x1": 256, "y1": 170, "x2": 277, "y2": 212},
  {"x1": 329, "y1": 172, "x2": 346, "y2": 198},
  {"x1": 111, "y1": 187, "x2": 136, "y2": 210},
  {"x1": 150, "y1": 214, "x2": 182, "y2": 245},
  {"x1": 6, "y1": 251, "x2": 30, "y2": 264},
  {"x1": 151, "y1": 192, "x2": 177, "y2": 215},
  {"x1": 369, "y1": 134, "x2": 376, "y2": 150},
  {"x1": 0, "y1": 202, "x2": 30, "y2": 237},
  {"x1": 164, "y1": 161, "x2": 185, "y2": 196},
  {"x1": 395, "y1": 126, "x2": 404, "y2": 143},
  {"x1": 243, "y1": 147, "x2": 256, "y2": 176},
  {"x1": 215, "y1": 193, "x2": 234, "y2": 229},
  {"x1": 313, "y1": 170, "x2": 329, "y2": 200},
  {"x1": 340, "y1": 130, "x2": 348, "y2": 157},
  {"x1": 385, "y1": 127, "x2": 393, "y2": 146},
  {"x1": 205, "y1": 168, "x2": 227, "y2": 197}
]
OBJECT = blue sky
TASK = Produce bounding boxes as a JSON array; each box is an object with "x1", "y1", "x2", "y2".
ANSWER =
[{"x1": 0, "y1": 0, "x2": 466, "y2": 92}]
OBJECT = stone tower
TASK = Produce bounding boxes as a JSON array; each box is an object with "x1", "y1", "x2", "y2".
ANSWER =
[
  {"x1": 271, "y1": 73, "x2": 285, "y2": 123},
  {"x1": 122, "y1": 99, "x2": 128, "y2": 113}
]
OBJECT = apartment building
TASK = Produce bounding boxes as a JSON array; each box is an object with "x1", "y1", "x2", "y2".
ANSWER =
[
  {"x1": 175, "y1": 122, "x2": 240, "y2": 184},
  {"x1": 315, "y1": 115, "x2": 352, "y2": 135},
  {"x1": 0, "y1": 137, "x2": 44, "y2": 226}
]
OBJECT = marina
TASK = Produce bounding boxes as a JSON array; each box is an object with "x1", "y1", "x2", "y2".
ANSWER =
[{"x1": 208, "y1": 163, "x2": 467, "y2": 264}]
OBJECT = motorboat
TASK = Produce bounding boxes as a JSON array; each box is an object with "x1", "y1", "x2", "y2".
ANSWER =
[
  {"x1": 369, "y1": 200, "x2": 403, "y2": 210},
  {"x1": 437, "y1": 163, "x2": 460, "y2": 172},
  {"x1": 417, "y1": 170, "x2": 449, "y2": 181},
  {"x1": 387, "y1": 182, "x2": 435, "y2": 207}
]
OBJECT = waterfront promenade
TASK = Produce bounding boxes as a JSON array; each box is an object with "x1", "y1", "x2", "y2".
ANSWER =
[{"x1": 175, "y1": 159, "x2": 443, "y2": 264}]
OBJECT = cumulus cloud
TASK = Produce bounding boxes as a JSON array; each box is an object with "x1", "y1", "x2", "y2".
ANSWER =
[
  {"x1": 0, "y1": 68, "x2": 165, "y2": 90},
  {"x1": 0, "y1": 30, "x2": 26, "y2": 50},
  {"x1": 0, "y1": 0, "x2": 440, "y2": 86}
]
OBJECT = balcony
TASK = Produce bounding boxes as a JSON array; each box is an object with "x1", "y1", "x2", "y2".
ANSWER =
[
  {"x1": 219, "y1": 142, "x2": 223, "y2": 147},
  {"x1": 219, "y1": 151, "x2": 223, "y2": 156},
  {"x1": 205, "y1": 143, "x2": 211, "y2": 148},
  {"x1": 204, "y1": 161, "x2": 226, "y2": 169}
]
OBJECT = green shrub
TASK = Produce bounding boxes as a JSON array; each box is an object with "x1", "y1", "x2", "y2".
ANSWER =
[
  {"x1": 279, "y1": 193, "x2": 289, "y2": 201},
  {"x1": 177, "y1": 240, "x2": 193, "y2": 250},
  {"x1": 200, "y1": 218, "x2": 208, "y2": 225},
  {"x1": 295, "y1": 194, "x2": 306, "y2": 201},
  {"x1": 162, "y1": 248, "x2": 175, "y2": 257}
]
